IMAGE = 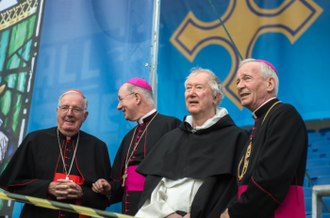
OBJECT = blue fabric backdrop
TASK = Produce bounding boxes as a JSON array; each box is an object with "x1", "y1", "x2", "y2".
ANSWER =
[
  {"x1": 10, "y1": 0, "x2": 154, "y2": 216},
  {"x1": 157, "y1": 0, "x2": 330, "y2": 127},
  {"x1": 28, "y1": 0, "x2": 154, "y2": 163}
]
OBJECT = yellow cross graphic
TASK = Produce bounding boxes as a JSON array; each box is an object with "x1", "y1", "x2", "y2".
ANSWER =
[{"x1": 170, "y1": 0, "x2": 323, "y2": 109}]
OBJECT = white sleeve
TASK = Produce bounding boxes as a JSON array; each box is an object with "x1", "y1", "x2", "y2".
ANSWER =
[
  {"x1": 135, "y1": 177, "x2": 204, "y2": 218},
  {"x1": 135, "y1": 179, "x2": 175, "y2": 218}
]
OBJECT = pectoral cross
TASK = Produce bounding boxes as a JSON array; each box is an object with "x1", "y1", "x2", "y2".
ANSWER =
[{"x1": 122, "y1": 169, "x2": 128, "y2": 187}]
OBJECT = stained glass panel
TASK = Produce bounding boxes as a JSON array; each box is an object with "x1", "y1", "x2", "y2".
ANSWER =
[{"x1": 0, "y1": 0, "x2": 45, "y2": 217}]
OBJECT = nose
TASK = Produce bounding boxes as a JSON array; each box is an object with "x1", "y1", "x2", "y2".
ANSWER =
[
  {"x1": 186, "y1": 87, "x2": 197, "y2": 95},
  {"x1": 189, "y1": 88, "x2": 198, "y2": 97},
  {"x1": 236, "y1": 80, "x2": 243, "y2": 92},
  {"x1": 66, "y1": 108, "x2": 74, "y2": 116},
  {"x1": 117, "y1": 102, "x2": 122, "y2": 110}
]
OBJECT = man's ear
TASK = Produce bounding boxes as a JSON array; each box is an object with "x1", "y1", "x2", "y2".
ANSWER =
[
  {"x1": 267, "y1": 77, "x2": 275, "y2": 93},
  {"x1": 135, "y1": 92, "x2": 142, "y2": 104},
  {"x1": 213, "y1": 93, "x2": 221, "y2": 105},
  {"x1": 83, "y1": 111, "x2": 89, "y2": 121}
]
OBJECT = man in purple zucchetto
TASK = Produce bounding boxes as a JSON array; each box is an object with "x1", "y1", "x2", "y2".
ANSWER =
[
  {"x1": 221, "y1": 59, "x2": 308, "y2": 218},
  {"x1": 92, "y1": 78, "x2": 181, "y2": 215}
]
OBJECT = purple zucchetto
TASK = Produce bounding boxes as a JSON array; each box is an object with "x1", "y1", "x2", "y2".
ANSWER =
[
  {"x1": 126, "y1": 78, "x2": 153, "y2": 92},
  {"x1": 63, "y1": 89, "x2": 85, "y2": 98},
  {"x1": 257, "y1": 59, "x2": 278, "y2": 76}
]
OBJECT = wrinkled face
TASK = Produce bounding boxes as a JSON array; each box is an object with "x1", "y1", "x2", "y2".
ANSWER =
[
  {"x1": 56, "y1": 93, "x2": 88, "y2": 136},
  {"x1": 185, "y1": 72, "x2": 217, "y2": 118},
  {"x1": 236, "y1": 62, "x2": 269, "y2": 111},
  {"x1": 117, "y1": 84, "x2": 137, "y2": 121}
]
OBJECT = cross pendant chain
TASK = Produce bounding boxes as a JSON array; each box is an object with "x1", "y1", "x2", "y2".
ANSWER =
[
  {"x1": 122, "y1": 169, "x2": 128, "y2": 187},
  {"x1": 121, "y1": 112, "x2": 159, "y2": 188}
]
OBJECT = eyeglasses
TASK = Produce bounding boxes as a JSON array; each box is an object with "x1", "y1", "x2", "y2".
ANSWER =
[
  {"x1": 58, "y1": 105, "x2": 86, "y2": 114},
  {"x1": 118, "y1": 92, "x2": 134, "y2": 103}
]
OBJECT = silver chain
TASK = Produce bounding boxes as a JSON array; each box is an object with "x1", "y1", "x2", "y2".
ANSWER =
[{"x1": 57, "y1": 128, "x2": 80, "y2": 179}]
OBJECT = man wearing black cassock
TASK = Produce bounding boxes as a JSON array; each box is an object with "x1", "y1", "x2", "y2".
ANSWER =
[
  {"x1": 221, "y1": 59, "x2": 308, "y2": 218},
  {"x1": 0, "y1": 89, "x2": 112, "y2": 218},
  {"x1": 135, "y1": 68, "x2": 248, "y2": 218},
  {"x1": 92, "y1": 78, "x2": 181, "y2": 215}
]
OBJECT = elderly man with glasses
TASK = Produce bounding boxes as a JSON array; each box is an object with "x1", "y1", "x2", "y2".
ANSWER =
[
  {"x1": 92, "y1": 78, "x2": 181, "y2": 216},
  {"x1": 0, "y1": 89, "x2": 112, "y2": 218}
]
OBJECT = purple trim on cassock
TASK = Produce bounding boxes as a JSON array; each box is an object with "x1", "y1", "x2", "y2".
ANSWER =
[
  {"x1": 124, "y1": 166, "x2": 146, "y2": 192},
  {"x1": 238, "y1": 185, "x2": 306, "y2": 218}
]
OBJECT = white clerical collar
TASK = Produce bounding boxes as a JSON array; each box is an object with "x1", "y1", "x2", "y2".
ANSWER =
[
  {"x1": 252, "y1": 97, "x2": 276, "y2": 119},
  {"x1": 185, "y1": 107, "x2": 228, "y2": 131},
  {"x1": 138, "y1": 109, "x2": 157, "y2": 124}
]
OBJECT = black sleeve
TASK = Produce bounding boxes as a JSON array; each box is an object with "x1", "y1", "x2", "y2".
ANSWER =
[{"x1": 109, "y1": 180, "x2": 124, "y2": 204}]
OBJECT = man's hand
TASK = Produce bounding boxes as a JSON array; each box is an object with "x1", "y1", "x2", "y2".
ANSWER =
[
  {"x1": 220, "y1": 209, "x2": 230, "y2": 218},
  {"x1": 165, "y1": 213, "x2": 183, "y2": 218},
  {"x1": 48, "y1": 181, "x2": 59, "y2": 197},
  {"x1": 183, "y1": 212, "x2": 190, "y2": 218},
  {"x1": 48, "y1": 179, "x2": 84, "y2": 200},
  {"x1": 92, "y1": 178, "x2": 111, "y2": 195}
]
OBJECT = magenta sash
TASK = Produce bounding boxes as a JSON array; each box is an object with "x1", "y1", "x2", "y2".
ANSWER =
[
  {"x1": 124, "y1": 166, "x2": 146, "y2": 192},
  {"x1": 238, "y1": 185, "x2": 306, "y2": 218}
]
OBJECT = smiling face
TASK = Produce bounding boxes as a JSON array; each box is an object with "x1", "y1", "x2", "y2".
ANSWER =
[
  {"x1": 56, "y1": 93, "x2": 88, "y2": 136},
  {"x1": 185, "y1": 72, "x2": 219, "y2": 121},
  {"x1": 117, "y1": 83, "x2": 138, "y2": 121},
  {"x1": 236, "y1": 61, "x2": 275, "y2": 111}
]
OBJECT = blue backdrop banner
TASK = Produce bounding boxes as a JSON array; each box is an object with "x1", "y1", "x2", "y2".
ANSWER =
[
  {"x1": 157, "y1": 0, "x2": 330, "y2": 127},
  {"x1": 0, "y1": 0, "x2": 154, "y2": 216}
]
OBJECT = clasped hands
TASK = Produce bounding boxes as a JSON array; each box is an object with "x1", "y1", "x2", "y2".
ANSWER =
[{"x1": 48, "y1": 179, "x2": 83, "y2": 200}]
